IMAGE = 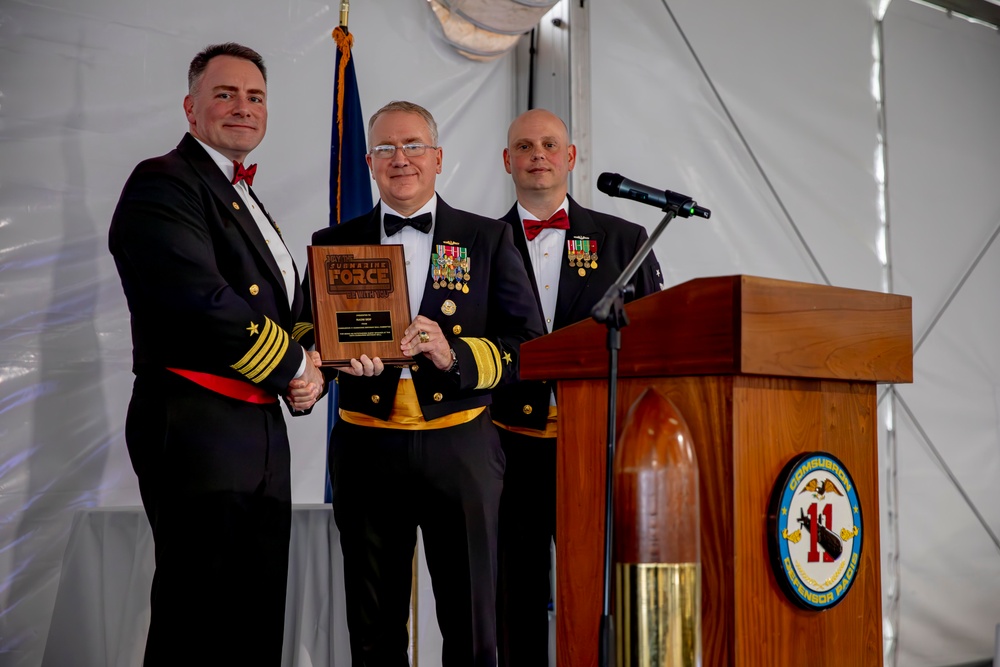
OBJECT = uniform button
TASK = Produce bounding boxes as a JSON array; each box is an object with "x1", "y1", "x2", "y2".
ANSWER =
[
  {"x1": 544, "y1": 252, "x2": 549, "y2": 257},
  {"x1": 546, "y1": 318, "x2": 551, "y2": 324},
  {"x1": 411, "y1": 364, "x2": 419, "y2": 372},
  {"x1": 452, "y1": 325, "x2": 462, "y2": 335},
  {"x1": 433, "y1": 392, "x2": 443, "y2": 402},
  {"x1": 545, "y1": 285, "x2": 550, "y2": 290},
  {"x1": 249, "y1": 284, "x2": 259, "y2": 295},
  {"x1": 371, "y1": 395, "x2": 380, "y2": 404},
  {"x1": 282, "y1": 270, "x2": 287, "y2": 275},
  {"x1": 266, "y1": 239, "x2": 270, "y2": 244},
  {"x1": 522, "y1": 405, "x2": 533, "y2": 415}
]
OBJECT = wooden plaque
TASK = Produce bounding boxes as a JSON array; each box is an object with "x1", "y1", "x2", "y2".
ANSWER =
[{"x1": 307, "y1": 244, "x2": 412, "y2": 366}]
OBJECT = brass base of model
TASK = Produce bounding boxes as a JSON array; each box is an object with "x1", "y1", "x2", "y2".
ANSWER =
[{"x1": 615, "y1": 562, "x2": 701, "y2": 667}]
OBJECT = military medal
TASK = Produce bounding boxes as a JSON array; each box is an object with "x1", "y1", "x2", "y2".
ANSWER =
[
  {"x1": 432, "y1": 243, "x2": 471, "y2": 293},
  {"x1": 568, "y1": 238, "x2": 598, "y2": 276},
  {"x1": 442, "y1": 299, "x2": 457, "y2": 316}
]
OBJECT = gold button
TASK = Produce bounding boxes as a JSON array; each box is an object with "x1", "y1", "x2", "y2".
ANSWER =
[
  {"x1": 522, "y1": 405, "x2": 533, "y2": 415},
  {"x1": 249, "y1": 284, "x2": 259, "y2": 295},
  {"x1": 371, "y1": 395, "x2": 380, "y2": 404},
  {"x1": 411, "y1": 364, "x2": 419, "y2": 372},
  {"x1": 433, "y1": 392, "x2": 443, "y2": 402},
  {"x1": 452, "y1": 325, "x2": 462, "y2": 335},
  {"x1": 232, "y1": 202, "x2": 240, "y2": 210}
]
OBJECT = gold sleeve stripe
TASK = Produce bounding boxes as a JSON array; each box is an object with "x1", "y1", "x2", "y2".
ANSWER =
[
  {"x1": 231, "y1": 317, "x2": 290, "y2": 384},
  {"x1": 291, "y1": 322, "x2": 314, "y2": 342},
  {"x1": 460, "y1": 337, "x2": 502, "y2": 390}
]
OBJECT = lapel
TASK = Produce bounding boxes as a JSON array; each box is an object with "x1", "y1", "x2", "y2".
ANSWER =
[
  {"x1": 554, "y1": 196, "x2": 606, "y2": 329},
  {"x1": 501, "y1": 204, "x2": 546, "y2": 329},
  {"x1": 248, "y1": 187, "x2": 304, "y2": 318},
  {"x1": 177, "y1": 134, "x2": 287, "y2": 302},
  {"x1": 419, "y1": 196, "x2": 480, "y2": 316},
  {"x1": 359, "y1": 204, "x2": 384, "y2": 243},
  {"x1": 314, "y1": 203, "x2": 382, "y2": 245}
]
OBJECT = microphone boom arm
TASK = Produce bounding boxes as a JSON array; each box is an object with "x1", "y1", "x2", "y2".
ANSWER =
[{"x1": 591, "y1": 208, "x2": 676, "y2": 325}]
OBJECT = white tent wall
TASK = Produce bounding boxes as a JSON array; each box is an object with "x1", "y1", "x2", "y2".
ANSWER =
[
  {"x1": 1, "y1": 0, "x2": 998, "y2": 665},
  {"x1": 882, "y1": 1, "x2": 1000, "y2": 665},
  {"x1": 588, "y1": 0, "x2": 1000, "y2": 666},
  {"x1": 0, "y1": 1, "x2": 513, "y2": 665}
]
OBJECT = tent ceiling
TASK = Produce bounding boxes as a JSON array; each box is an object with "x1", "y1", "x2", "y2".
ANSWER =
[{"x1": 923, "y1": 0, "x2": 1000, "y2": 25}]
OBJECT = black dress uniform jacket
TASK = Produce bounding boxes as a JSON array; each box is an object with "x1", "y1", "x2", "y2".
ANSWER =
[
  {"x1": 108, "y1": 133, "x2": 312, "y2": 666},
  {"x1": 110, "y1": 132, "x2": 308, "y2": 392},
  {"x1": 490, "y1": 195, "x2": 663, "y2": 430},
  {"x1": 306, "y1": 197, "x2": 544, "y2": 416}
]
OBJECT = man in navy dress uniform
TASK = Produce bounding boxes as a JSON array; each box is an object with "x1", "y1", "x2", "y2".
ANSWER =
[
  {"x1": 109, "y1": 42, "x2": 324, "y2": 666},
  {"x1": 307, "y1": 100, "x2": 543, "y2": 667},
  {"x1": 492, "y1": 108, "x2": 663, "y2": 666}
]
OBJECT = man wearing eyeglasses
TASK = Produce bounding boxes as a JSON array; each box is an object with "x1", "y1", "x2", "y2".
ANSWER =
[
  {"x1": 305, "y1": 100, "x2": 543, "y2": 667},
  {"x1": 492, "y1": 108, "x2": 664, "y2": 666}
]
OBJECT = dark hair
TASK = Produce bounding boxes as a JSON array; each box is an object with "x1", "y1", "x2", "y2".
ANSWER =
[
  {"x1": 188, "y1": 42, "x2": 266, "y2": 93},
  {"x1": 367, "y1": 100, "x2": 439, "y2": 149}
]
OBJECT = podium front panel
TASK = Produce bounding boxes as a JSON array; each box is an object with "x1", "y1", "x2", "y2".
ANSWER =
[{"x1": 555, "y1": 376, "x2": 882, "y2": 667}]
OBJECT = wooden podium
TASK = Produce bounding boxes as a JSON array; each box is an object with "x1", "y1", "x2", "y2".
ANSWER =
[{"x1": 519, "y1": 275, "x2": 912, "y2": 667}]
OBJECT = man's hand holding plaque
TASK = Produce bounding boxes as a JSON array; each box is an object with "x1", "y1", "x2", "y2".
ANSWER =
[{"x1": 339, "y1": 354, "x2": 385, "y2": 377}]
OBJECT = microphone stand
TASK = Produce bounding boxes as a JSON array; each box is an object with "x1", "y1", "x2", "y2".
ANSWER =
[{"x1": 591, "y1": 206, "x2": 678, "y2": 667}]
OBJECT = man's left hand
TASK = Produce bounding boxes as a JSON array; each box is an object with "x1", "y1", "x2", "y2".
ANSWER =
[{"x1": 402, "y1": 315, "x2": 452, "y2": 371}]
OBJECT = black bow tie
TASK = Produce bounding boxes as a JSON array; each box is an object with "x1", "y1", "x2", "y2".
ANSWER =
[{"x1": 384, "y1": 212, "x2": 432, "y2": 236}]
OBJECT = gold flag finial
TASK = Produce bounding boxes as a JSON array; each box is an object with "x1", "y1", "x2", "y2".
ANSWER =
[{"x1": 339, "y1": 0, "x2": 350, "y2": 30}]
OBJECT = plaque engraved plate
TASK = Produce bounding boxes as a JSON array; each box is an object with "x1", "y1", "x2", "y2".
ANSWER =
[{"x1": 308, "y1": 245, "x2": 412, "y2": 366}]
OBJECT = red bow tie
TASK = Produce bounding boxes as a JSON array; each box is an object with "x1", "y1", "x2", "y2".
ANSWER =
[
  {"x1": 523, "y1": 209, "x2": 569, "y2": 241},
  {"x1": 232, "y1": 161, "x2": 257, "y2": 187}
]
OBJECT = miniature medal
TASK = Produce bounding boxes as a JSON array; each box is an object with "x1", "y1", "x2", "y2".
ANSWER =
[{"x1": 433, "y1": 243, "x2": 471, "y2": 293}]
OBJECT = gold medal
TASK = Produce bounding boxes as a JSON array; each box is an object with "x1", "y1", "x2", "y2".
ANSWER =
[
  {"x1": 578, "y1": 267, "x2": 586, "y2": 277},
  {"x1": 433, "y1": 281, "x2": 441, "y2": 289},
  {"x1": 442, "y1": 299, "x2": 457, "y2": 315},
  {"x1": 591, "y1": 261, "x2": 598, "y2": 269},
  {"x1": 462, "y1": 284, "x2": 469, "y2": 294}
]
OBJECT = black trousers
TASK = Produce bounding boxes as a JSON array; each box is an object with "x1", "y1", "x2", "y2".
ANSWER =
[
  {"x1": 126, "y1": 372, "x2": 292, "y2": 667},
  {"x1": 496, "y1": 430, "x2": 557, "y2": 667},
  {"x1": 330, "y1": 411, "x2": 505, "y2": 667}
]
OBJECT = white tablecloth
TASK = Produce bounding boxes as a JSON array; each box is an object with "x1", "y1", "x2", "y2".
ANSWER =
[{"x1": 41, "y1": 505, "x2": 351, "y2": 667}]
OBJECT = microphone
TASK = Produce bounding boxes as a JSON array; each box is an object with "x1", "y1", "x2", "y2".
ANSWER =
[{"x1": 597, "y1": 172, "x2": 711, "y2": 219}]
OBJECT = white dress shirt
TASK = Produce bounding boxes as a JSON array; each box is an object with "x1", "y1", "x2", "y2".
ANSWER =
[
  {"x1": 516, "y1": 197, "x2": 569, "y2": 335},
  {"x1": 380, "y1": 195, "x2": 437, "y2": 380}
]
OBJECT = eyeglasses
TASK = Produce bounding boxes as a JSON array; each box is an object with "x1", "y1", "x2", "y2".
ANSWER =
[{"x1": 369, "y1": 143, "x2": 437, "y2": 159}]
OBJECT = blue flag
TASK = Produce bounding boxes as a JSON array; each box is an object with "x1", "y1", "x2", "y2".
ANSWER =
[{"x1": 326, "y1": 26, "x2": 372, "y2": 502}]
